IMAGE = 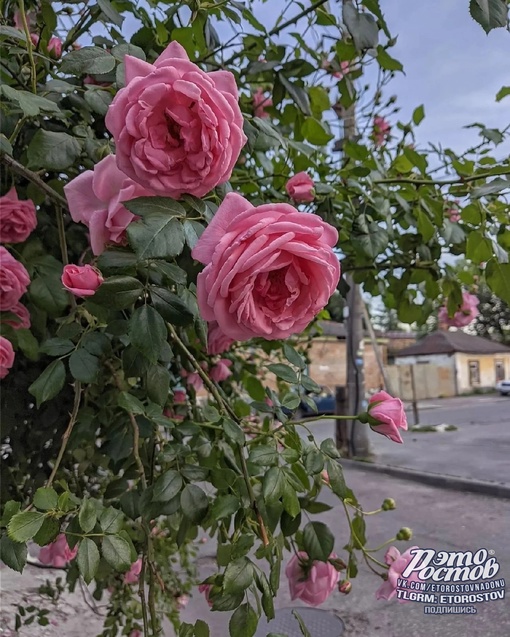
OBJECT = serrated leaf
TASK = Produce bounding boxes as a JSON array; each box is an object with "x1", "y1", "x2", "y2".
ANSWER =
[
  {"x1": 266, "y1": 363, "x2": 298, "y2": 384},
  {"x1": 222, "y1": 418, "x2": 245, "y2": 445},
  {"x1": 8, "y1": 511, "x2": 45, "y2": 543},
  {"x1": 180, "y1": 484, "x2": 209, "y2": 524},
  {"x1": 223, "y1": 558, "x2": 254, "y2": 595},
  {"x1": 69, "y1": 349, "x2": 99, "y2": 383},
  {"x1": 92, "y1": 275, "x2": 143, "y2": 309},
  {"x1": 278, "y1": 73, "x2": 311, "y2": 115},
  {"x1": 229, "y1": 602, "x2": 258, "y2": 637},
  {"x1": 40, "y1": 338, "x2": 75, "y2": 356},
  {"x1": 469, "y1": 0, "x2": 507, "y2": 33},
  {"x1": 152, "y1": 470, "x2": 182, "y2": 502},
  {"x1": 0, "y1": 536, "x2": 27, "y2": 572},
  {"x1": 28, "y1": 360, "x2": 66, "y2": 407},
  {"x1": 77, "y1": 537, "x2": 100, "y2": 583},
  {"x1": 101, "y1": 535, "x2": 132, "y2": 571},
  {"x1": 61, "y1": 47, "x2": 116, "y2": 75},
  {"x1": 130, "y1": 305, "x2": 167, "y2": 363},
  {"x1": 97, "y1": 0, "x2": 124, "y2": 27},
  {"x1": 33, "y1": 488, "x2": 58, "y2": 511},
  {"x1": 127, "y1": 214, "x2": 185, "y2": 260},
  {"x1": 211, "y1": 495, "x2": 240, "y2": 521},
  {"x1": 79, "y1": 500, "x2": 97, "y2": 534},
  {"x1": 32, "y1": 517, "x2": 60, "y2": 546},
  {"x1": 262, "y1": 467, "x2": 286, "y2": 504},
  {"x1": 27, "y1": 130, "x2": 81, "y2": 171},
  {"x1": 376, "y1": 46, "x2": 403, "y2": 72},
  {"x1": 302, "y1": 521, "x2": 334, "y2": 561},
  {"x1": 149, "y1": 286, "x2": 194, "y2": 326},
  {"x1": 99, "y1": 507, "x2": 124, "y2": 533}
]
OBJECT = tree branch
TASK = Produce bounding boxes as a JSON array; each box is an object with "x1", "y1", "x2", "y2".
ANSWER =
[{"x1": 375, "y1": 167, "x2": 510, "y2": 187}]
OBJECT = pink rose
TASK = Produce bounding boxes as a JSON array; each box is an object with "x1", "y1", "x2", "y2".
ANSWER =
[
  {"x1": 198, "y1": 583, "x2": 213, "y2": 607},
  {"x1": 285, "y1": 172, "x2": 315, "y2": 203},
  {"x1": 48, "y1": 36, "x2": 62, "y2": 59},
  {"x1": 367, "y1": 391, "x2": 408, "y2": 444},
  {"x1": 61, "y1": 264, "x2": 103, "y2": 297},
  {"x1": 445, "y1": 200, "x2": 461, "y2": 223},
  {"x1": 210, "y1": 359, "x2": 232, "y2": 383},
  {"x1": 207, "y1": 321, "x2": 234, "y2": 355},
  {"x1": 376, "y1": 546, "x2": 420, "y2": 603},
  {"x1": 0, "y1": 187, "x2": 37, "y2": 244},
  {"x1": 105, "y1": 41, "x2": 246, "y2": 198},
  {"x1": 0, "y1": 247, "x2": 30, "y2": 311},
  {"x1": 64, "y1": 155, "x2": 153, "y2": 255},
  {"x1": 163, "y1": 407, "x2": 184, "y2": 421},
  {"x1": 373, "y1": 115, "x2": 391, "y2": 146},
  {"x1": 253, "y1": 87, "x2": 272, "y2": 118},
  {"x1": 38, "y1": 534, "x2": 78, "y2": 568},
  {"x1": 124, "y1": 558, "x2": 142, "y2": 584},
  {"x1": 14, "y1": 10, "x2": 36, "y2": 30},
  {"x1": 322, "y1": 59, "x2": 350, "y2": 79},
  {"x1": 1, "y1": 302, "x2": 31, "y2": 330},
  {"x1": 438, "y1": 292, "x2": 479, "y2": 328},
  {"x1": 130, "y1": 630, "x2": 142, "y2": 637},
  {"x1": 176, "y1": 594, "x2": 189, "y2": 609},
  {"x1": 285, "y1": 551, "x2": 339, "y2": 607},
  {"x1": 173, "y1": 389, "x2": 187, "y2": 404},
  {"x1": 192, "y1": 192, "x2": 340, "y2": 341},
  {"x1": 0, "y1": 336, "x2": 15, "y2": 379}
]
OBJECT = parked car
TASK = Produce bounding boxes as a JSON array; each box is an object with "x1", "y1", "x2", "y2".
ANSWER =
[
  {"x1": 296, "y1": 388, "x2": 336, "y2": 418},
  {"x1": 496, "y1": 380, "x2": 510, "y2": 396}
]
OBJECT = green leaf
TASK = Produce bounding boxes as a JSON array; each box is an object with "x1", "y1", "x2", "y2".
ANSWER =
[
  {"x1": 0, "y1": 85, "x2": 61, "y2": 117},
  {"x1": 152, "y1": 470, "x2": 182, "y2": 502},
  {"x1": 0, "y1": 536, "x2": 27, "y2": 572},
  {"x1": 97, "y1": 0, "x2": 124, "y2": 27},
  {"x1": 416, "y1": 210, "x2": 435, "y2": 243},
  {"x1": 40, "y1": 338, "x2": 75, "y2": 356},
  {"x1": 149, "y1": 287, "x2": 194, "y2": 326},
  {"x1": 61, "y1": 46, "x2": 116, "y2": 75},
  {"x1": 130, "y1": 305, "x2": 167, "y2": 363},
  {"x1": 248, "y1": 445, "x2": 279, "y2": 466},
  {"x1": 412, "y1": 105, "x2": 425, "y2": 125},
  {"x1": 486, "y1": 260, "x2": 510, "y2": 305},
  {"x1": 302, "y1": 521, "x2": 334, "y2": 561},
  {"x1": 33, "y1": 487, "x2": 58, "y2": 511},
  {"x1": 229, "y1": 602, "x2": 258, "y2": 637},
  {"x1": 79, "y1": 500, "x2": 97, "y2": 534},
  {"x1": 472, "y1": 178, "x2": 510, "y2": 198},
  {"x1": 262, "y1": 467, "x2": 286, "y2": 504},
  {"x1": 69, "y1": 349, "x2": 99, "y2": 383},
  {"x1": 77, "y1": 537, "x2": 100, "y2": 584},
  {"x1": 278, "y1": 74, "x2": 311, "y2": 115},
  {"x1": 92, "y1": 276, "x2": 143, "y2": 310},
  {"x1": 496, "y1": 86, "x2": 510, "y2": 102},
  {"x1": 466, "y1": 232, "x2": 493, "y2": 262},
  {"x1": 223, "y1": 558, "x2": 254, "y2": 595},
  {"x1": 326, "y1": 459, "x2": 348, "y2": 499},
  {"x1": 211, "y1": 495, "x2": 240, "y2": 521},
  {"x1": 469, "y1": 0, "x2": 507, "y2": 33},
  {"x1": 293, "y1": 610, "x2": 312, "y2": 637},
  {"x1": 84, "y1": 88, "x2": 112, "y2": 115},
  {"x1": 123, "y1": 196, "x2": 185, "y2": 218},
  {"x1": 118, "y1": 391, "x2": 145, "y2": 414},
  {"x1": 32, "y1": 517, "x2": 60, "y2": 546},
  {"x1": 194, "y1": 620, "x2": 210, "y2": 637},
  {"x1": 99, "y1": 507, "x2": 124, "y2": 533},
  {"x1": 376, "y1": 46, "x2": 403, "y2": 72},
  {"x1": 127, "y1": 214, "x2": 185, "y2": 260},
  {"x1": 183, "y1": 220, "x2": 205, "y2": 250},
  {"x1": 111, "y1": 43, "x2": 146, "y2": 62},
  {"x1": 181, "y1": 484, "x2": 209, "y2": 524},
  {"x1": 343, "y1": 3, "x2": 379, "y2": 50},
  {"x1": 27, "y1": 130, "x2": 81, "y2": 171},
  {"x1": 102, "y1": 535, "x2": 132, "y2": 571},
  {"x1": 301, "y1": 117, "x2": 333, "y2": 146},
  {"x1": 8, "y1": 511, "x2": 45, "y2": 543},
  {"x1": 266, "y1": 363, "x2": 298, "y2": 384},
  {"x1": 0, "y1": 25, "x2": 27, "y2": 41},
  {"x1": 146, "y1": 365, "x2": 170, "y2": 406},
  {"x1": 150, "y1": 261, "x2": 187, "y2": 285},
  {"x1": 222, "y1": 418, "x2": 245, "y2": 445},
  {"x1": 30, "y1": 274, "x2": 68, "y2": 316},
  {"x1": 0, "y1": 133, "x2": 13, "y2": 155},
  {"x1": 28, "y1": 360, "x2": 66, "y2": 407}
]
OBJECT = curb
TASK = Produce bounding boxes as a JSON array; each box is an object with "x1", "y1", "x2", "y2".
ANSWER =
[{"x1": 341, "y1": 459, "x2": 510, "y2": 499}]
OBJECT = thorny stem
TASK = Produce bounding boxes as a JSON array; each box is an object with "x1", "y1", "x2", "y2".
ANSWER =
[
  {"x1": 139, "y1": 557, "x2": 150, "y2": 637},
  {"x1": 127, "y1": 411, "x2": 148, "y2": 489},
  {"x1": 168, "y1": 323, "x2": 270, "y2": 547},
  {"x1": 18, "y1": 0, "x2": 37, "y2": 93},
  {"x1": 55, "y1": 204, "x2": 77, "y2": 309},
  {"x1": 46, "y1": 382, "x2": 82, "y2": 488},
  {"x1": 342, "y1": 500, "x2": 387, "y2": 571},
  {"x1": 375, "y1": 167, "x2": 510, "y2": 187}
]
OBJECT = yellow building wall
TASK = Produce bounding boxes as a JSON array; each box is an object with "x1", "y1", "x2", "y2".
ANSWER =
[{"x1": 455, "y1": 352, "x2": 510, "y2": 393}]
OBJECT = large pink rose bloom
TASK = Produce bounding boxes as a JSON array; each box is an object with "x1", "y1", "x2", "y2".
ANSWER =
[
  {"x1": 0, "y1": 246, "x2": 30, "y2": 311},
  {"x1": 105, "y1": 41, "x2": 246, "y2": 198},
  {"x1": 64, "y1": 155, "x2": 152, "y2": 255},
  {"x1": 207, "y1": 321, "x2": 235, "y2": 355},
  {"x1": 192, "y1": 192, "x2": 340, "y2": 341},
  {"x1": 438, "y1": 292, "x2": 479, "y2": 328},
  {"x1": 39, "y1": 534, "x2": 78, "y2": 568},
  {"x1": 1, "y1": 302, "x2": 31, "y2": 330},
  {"x1": 285, "y1": 552, "x2": 339, "y2": 607},
  {"x1": 0, "y1": 336, "x2": 15, "y2": 379},
  {"x1": 0, "y1": 187, "x2": 37, "y2": 243},
  {"x1": 376, "y1": 546, "x2": 420, "y2": 603},
  {"x1": 368, "y1": 391, "x2": 408, "y2": 444}
]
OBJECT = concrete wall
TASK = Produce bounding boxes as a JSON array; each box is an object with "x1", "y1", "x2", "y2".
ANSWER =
[
  {"x1": 455, "y1": 352, "x2": 510, "y2": 393},
  {"x1": 307, "y1": 338, "x2": 387, "y2": 391},
  {"x1": 395, "y1": 353, "x2": 454, "y2": 367},
  {"x1": 386, "y1": 363, "x2": 456, "y2": 400}
]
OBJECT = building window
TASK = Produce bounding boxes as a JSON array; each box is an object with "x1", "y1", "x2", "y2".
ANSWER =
[
  {"x1": 468, "y1": 360, "x2": 480, "y2": 386},
  {"x1": 495, "y1": 360, "x2": 506, "y2": 382}
]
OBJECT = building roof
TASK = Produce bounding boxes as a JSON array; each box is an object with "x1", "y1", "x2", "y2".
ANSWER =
[
  {"x1": 396, "y1": 330, "x2": 510, "y2": 357},
  {"x1": 317, "y1": 321, "x2": 346, "y2": 338}
]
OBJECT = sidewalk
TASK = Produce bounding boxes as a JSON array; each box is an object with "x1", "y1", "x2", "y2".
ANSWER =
[{"x1": 2, "y1": 470, "x2": 509, "y2": 637}]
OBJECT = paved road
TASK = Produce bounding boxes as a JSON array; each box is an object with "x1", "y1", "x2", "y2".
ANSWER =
[{"x1": 305, "y1": 395, "x2": 510, "y2": 487}]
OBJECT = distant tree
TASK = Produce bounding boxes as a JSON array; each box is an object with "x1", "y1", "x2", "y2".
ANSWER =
[
  {"x1": 370, "y1": 306, "x2": 402, "y2": 332},
  {"x1": 326, "y1": 291, "x2": 345, "y2": 323},
  {"x1": 469, "y1": 286, "x2": 510, "y2": 343}
]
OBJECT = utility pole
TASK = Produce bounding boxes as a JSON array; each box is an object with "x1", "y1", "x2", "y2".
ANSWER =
[{"x1": 335, "y1": 0, "x2": 371, "y2": 458}]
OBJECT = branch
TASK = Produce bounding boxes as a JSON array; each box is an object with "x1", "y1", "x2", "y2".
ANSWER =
[
  {"x1": 375, "y1": 167, "x2": 510, "y2": 187},
  {"x1": 19, "y1": 0, "x2": 37, "y2": 93},
  {"x1": 0, "y1": 153, "x2": 68, "y2": 208},
  {"x1": 268, "y1": 0, "x2": 331, "y2": 36}
]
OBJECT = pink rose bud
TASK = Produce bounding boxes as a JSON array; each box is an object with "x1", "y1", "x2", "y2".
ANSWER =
[
  {"x1": 366, "y1": 391, "x2": 408, "y2": 444},
  {"x1": 176, "y1": 594, "x2": 189, "y2": 609},
  {"x1": 1, "y1": 302, "x2": 31, "y2": 330},
  {"x1": 192, "y1": 192, "x2": 340, "y2": 342},
  {"x1": 0, "y1": 336, "x2": 15, "y2": 379},
  {"x1": 61, "y1": 264, "x2": 103, "y2": 297},
  {"x1": 48, "y1": 37, "x2": 62, "y2": 59},
  {"x1": 285, "y1": 172, "x2": 315, "y2": 203},
  {"x1": 210, "y1": 359, "x2": 232, "y2": 383},
  {"x1": 0, "y1": 187, "x2": 37, "y2": 244},
  {"x1": 438, "y1": 291, "x2": 479, "y2": 328},
  {"x1": 253, "y1": 87, "x2": 272, "y2": 118},
  {"x1": 105, "y1": 42, "x2": 246, "y2": 198},
  {"x1": 285, "y1": 552, "x2": 339, "y2": 607},
  {"x1": 373, "y1": 115, "x2": 391, "y2": 146},
  {"x1": 207, "y1": 321, "x2": 235, "y2": 355},
  {"x1": 173, "y1": 389, "x2": 187, "y2": 404},
  {"x1": 64, "y1": 155, "x2": 154, "y2": 255},
  {"x1": 124, "y1": 558, "x2": 142, "y2": 584},
  {"x1": 129, "y1": 631, "x2": 142, "y2": 637},
  {"x1": 0, "y1": 246, "x2": 30, "y2": 311},
  {"x1": 321, "y1": 470, "x2": 330, "y2": 485},
  {"x1": 30, "y1": 33, "x2": 39, "y2": 47},
  {"x1": 180, "y1": 368, "x2": 204, "y2": 392},
  {"x1": 338, "y1": 580, "x2": 352, "y2": 594},
  {"x1": 38, "y1": 534, "x2": 78, "y2": 568},
  {"x1": 376, "y1": 546, "x2": 420, "y2": 603},
  {"x1": 198, "y1": 583, "x2": 213, "y2": 607}
]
